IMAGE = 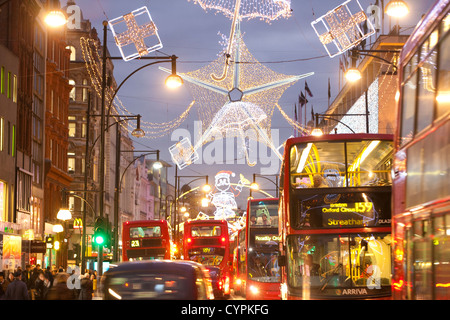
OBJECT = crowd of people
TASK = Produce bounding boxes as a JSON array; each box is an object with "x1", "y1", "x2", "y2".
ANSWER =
[{"x1": 0, "y1": 264, "x2": 96, "y2": 300}]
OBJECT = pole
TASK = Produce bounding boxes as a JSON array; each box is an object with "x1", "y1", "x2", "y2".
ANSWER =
[
  {"x1": 113, "y1": 122, "x2": 121, "y2": 262},
  {"x1": 365, "y1": 90, "x2": 370, "y2": 133},
  {"x1": 173, "y1": 166, "x2": 178, "y2": 244},
  {"x1": 98, "y1": 20, "x2": 108, "y2": 277},
  {"x1": 81, "y1": 91, "x2": 91, "y2": 272}
]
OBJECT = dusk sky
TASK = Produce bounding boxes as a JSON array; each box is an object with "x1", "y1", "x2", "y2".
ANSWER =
[{"x1": 65, "y1": 0, "x2": 436, "y2": 207}]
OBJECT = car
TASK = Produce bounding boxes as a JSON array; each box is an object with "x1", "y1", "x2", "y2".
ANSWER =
[
  {"x1": 101, "y1": 260, "x2": 214, "y2": 300},
  {"x1": 205, "y1": 266, "x2": 230, "y2": 299}
]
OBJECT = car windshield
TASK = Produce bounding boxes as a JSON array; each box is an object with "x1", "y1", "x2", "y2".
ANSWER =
[{"x1": 106, "y1": 272, "x2": 191, "y2": 300}]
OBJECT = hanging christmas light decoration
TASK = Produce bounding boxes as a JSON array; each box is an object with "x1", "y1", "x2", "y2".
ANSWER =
[
  {"x1": 108, "y1": 6, "x2": 163, "y2": 62},
  {"x1": 161, "y1": 23, "x2": 313, "y2": 169},
  {"x1": 188, "y1": 0, "x2": 291, "y2": 81},
  {"x1": 80, "y1": 36, "x2": 193, "y2": 138},
  {"x1": 311, "y1": 0, "x2": 375, "y2": 58}
]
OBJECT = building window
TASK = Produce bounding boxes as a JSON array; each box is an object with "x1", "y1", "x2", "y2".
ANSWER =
[
  {"x1": 0, "y1": 180, "x2": 7, "y2": 221},
  {"x1": 0, "y1": 117, "x2": 3, "y2": 152},
  {"x1": 68, "y1": 152, "x2": 75, "y2": 173},
  {"x1": 69, "y1": 79, "x2": 76, "y2": 101},
  {"x1": 82, "y1": 79, "x2": 88, "y2": 102},
  {"x1": 0, "y1": 66, "x2": 4, "y2": 94},
  {"x1": 67, "y1": 45, "x2": 76, "y2": 61},
  {"x1": 69, "y1": 122, "x2": 76, "y2": 137}
]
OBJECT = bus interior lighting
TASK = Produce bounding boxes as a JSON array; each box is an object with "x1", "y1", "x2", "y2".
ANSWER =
[
  {"x1": 360, "y1": 140, "x2": 381, "y2": 164},
  {"x1": 296, "y1": 143, "x2": 313, "y2": 173}
]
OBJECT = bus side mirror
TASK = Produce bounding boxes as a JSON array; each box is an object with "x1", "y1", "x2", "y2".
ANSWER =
[{"x1": 278, "y1": 255, "x2": 286, "y2": 267}]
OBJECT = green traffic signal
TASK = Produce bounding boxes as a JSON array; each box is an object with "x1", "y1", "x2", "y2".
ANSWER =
[
  {"x1": 93, "y1": 216, "x2": 109, "y2": 247},
  {"x1": 93, "y1": 233, "x2": 105, "y2": 245}
]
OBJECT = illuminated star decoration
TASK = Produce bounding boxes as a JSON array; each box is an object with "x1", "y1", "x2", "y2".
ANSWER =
[
  {"x1": 160, "y1": 23, "x2": 314, "y2": 168},
  {"x1": 311, "y1": 0, "x2": 375, "y2": 58},
  {"x1": 108, "y1": 6, "x2": 163, "y2": 62},
  {"x1": 188, "y1": 0, "x2": 292, "y2": 81}
]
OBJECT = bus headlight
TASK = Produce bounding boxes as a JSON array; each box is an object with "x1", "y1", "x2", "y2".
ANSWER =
[
  {"x1": 280, "y1": 283, "x2": 288, "y2": 300},
  {"x1": 249, "y1": 285, "x2": 259, "y2": 295}
]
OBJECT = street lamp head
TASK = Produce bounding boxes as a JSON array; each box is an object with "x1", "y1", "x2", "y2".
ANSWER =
[
  {"x1": 311, "y1": 128, "x2": 324, "y2": 136},
  {"x1": 201, "y1": 197, "x2": 209, "y2": 207},
  {"x1": 45, "y1": 0, "x2": 67, "y2": 27},
  {"x1": 57, "y1": 208, "x2": 72, "y2": 221},
  {"x1": 202, "y1": 183, "x2": 211, "y2": 192},
  {"x1": 165, "y1": 74, "x2": 183, "y2": 89},
  {"x1": 152, "y1": 161, "x2": 163, "y2": 170},
  {"x1": 131, "y1": 128, "x2": 145, "y2": 138},
  {"x1": 166, "y1": 55, "x2": 183, "y2": 89},
  {"x1": 250, "y1": 182, "x2": 259, "y2": 191},
  {"x1": 345, "y1": 67, "x2": 362, "y2": 82},
  {"x1": 45, "y1": 10, "x2": 67, "y2": 27},
  {"x1": 385, "y1": 0, "x2": 409, "y2": 18},
  {"x1": 52, "y1": 224, "x2": 64, "y2": 233},
  {"x1": 131, "y1": 114, "x2": 145, "y2": 138}
]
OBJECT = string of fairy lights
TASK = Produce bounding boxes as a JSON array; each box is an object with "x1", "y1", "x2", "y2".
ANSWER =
[
  {"x1": 80, "y1": 36, "x2": 194, "y2": 138},
  {"x1": 188, "y1": 0, "x2": 292, "y2": 22}
]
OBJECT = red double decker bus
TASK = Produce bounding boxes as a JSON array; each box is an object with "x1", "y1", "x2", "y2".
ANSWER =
[
  {"x1": 235, "y1": 198, "x2": 280, "y2": 299},
  {"x1": 392, "y1": 0, "x2": 450, "y2": 300},
  {"x1": 279, "y1": 134, "x2": 394, "y2": 299},
  {"x1": 183, "y1": 219, "x2": 231, "y2": 298},
  {"x1": 122, "y1": 220, "x2": 172, "y2": 261}
]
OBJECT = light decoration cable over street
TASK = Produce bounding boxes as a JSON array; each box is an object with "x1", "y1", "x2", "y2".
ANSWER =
[{"x1": 80, "y1": 36, "x2": 194, "y2": 138}]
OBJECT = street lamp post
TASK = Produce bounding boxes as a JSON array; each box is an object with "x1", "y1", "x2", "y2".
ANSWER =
[
  {"x1": 250, "y1": 174, "x2": 279, "y2": 198},
  {"x1": 113, "y1": 150, "x2": 161, "y2": 262},
  {"x1": 97, "y1": 20, "x2": 182, "y2": 275},
  {"x1": 173, "y1": 173, "x2": 210, "y2": 244}
]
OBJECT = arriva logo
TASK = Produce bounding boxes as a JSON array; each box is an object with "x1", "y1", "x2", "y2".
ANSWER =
[
  {"x1": 66, "y1": 266, "x2": 81, "y2": 289},
  {"x1": 342, "y1": 288, "x2": 368, "y2": 295}
]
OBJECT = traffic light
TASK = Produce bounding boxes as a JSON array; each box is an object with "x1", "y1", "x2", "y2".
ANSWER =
[{"x1": 93, "y1": 217, "x2": 109, "y2": 247}]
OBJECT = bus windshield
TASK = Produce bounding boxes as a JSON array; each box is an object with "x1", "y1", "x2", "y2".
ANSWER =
[
  {"x1": 286, "y1": 233, "x2": 392, "y2": 298},
  {"x1": 290, "y1": 139, "x2": 393, "y2": 189},
  {"x1": 249, "y1": 200, "x2": 279, "y2": 228},
  {"x1": 247, "y1": 233, "x2": 280, "y2": 283},
  {"x1": 247, "y1": 199, "x2": 281, "y2": 283}
]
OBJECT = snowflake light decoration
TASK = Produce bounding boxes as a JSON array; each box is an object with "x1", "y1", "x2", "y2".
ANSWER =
[
  {"x1": 108, "y1": 6, "x2": 163, "y2": 62},
  {"x1": 311, "y1": 0, "x2": 375, "y2": 58}
]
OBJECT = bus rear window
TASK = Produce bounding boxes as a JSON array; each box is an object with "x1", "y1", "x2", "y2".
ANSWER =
[
  {"x1": 191, "y1": 226, "x2": 222, "y2": 237},
  {"x1": 130, "y1": 226, "x2": 161, "y2": 238}
]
